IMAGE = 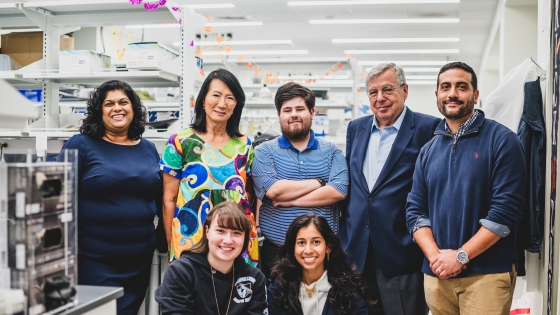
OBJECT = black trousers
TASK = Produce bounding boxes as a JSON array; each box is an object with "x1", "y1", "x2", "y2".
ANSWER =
[
  {"x1": 260, "y1": 238, "x2": 280, "y2": 284},
  {"x1": 362, "y1": 242, "x2": 428, "y2": 315}
]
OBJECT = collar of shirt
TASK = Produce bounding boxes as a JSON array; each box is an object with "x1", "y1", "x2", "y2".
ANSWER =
[
  {"x1": 445, "y1": 109, "x2": 479, "y2": 139},
  {"x1": 278, "y1": 129, "x2": 319, "y2": 151},
  {"x1": 371, "y1": 106, "x2": 407, "y2": 133}
]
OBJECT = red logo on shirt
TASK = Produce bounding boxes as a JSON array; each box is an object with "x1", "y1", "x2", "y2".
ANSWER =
[{"x1": 474, "y1": 152, "x2": 479, "y2": 159}]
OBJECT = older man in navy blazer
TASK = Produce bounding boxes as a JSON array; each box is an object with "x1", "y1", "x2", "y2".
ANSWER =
[{"x1": 339, "y1": 63, "x2": 440, "y2": 315}]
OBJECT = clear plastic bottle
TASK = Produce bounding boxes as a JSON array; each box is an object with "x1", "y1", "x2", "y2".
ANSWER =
[{"x1": 259, "y1": 84, "x2": 271, "y2": 99}]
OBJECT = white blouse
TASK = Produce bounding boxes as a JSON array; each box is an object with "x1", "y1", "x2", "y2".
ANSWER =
[{"x1": 300, "y1": 270, "x2": 331, "y2": 315}]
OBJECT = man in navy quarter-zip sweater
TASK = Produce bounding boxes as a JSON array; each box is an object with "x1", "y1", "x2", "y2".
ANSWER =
[{"x1": 406, "y1": 62, "x2": 526, "y2": 315}]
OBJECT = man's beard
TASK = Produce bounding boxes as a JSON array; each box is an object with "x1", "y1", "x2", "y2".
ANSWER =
[
  {"x1": 438, "y1": 97, "x2": 475, "y2": 120},
  {"x1": 281, "y1": 119, "x2": 312, "y2": 141}
]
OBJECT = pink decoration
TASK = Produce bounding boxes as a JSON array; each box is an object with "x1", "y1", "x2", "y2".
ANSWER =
[
  {"x1": 159, "y1": 0, "x2": 166, "y2": 5},
  {"x1": 190, "y1": 40, "x2": 194, "y2": 46},
  {"x1": 129, "y1": 0, "x2": 142, "y2": 4},
  {"x1": 178, "y1": 18, "x2": 182, "y2": 24},
  {"x1": 172, "y1": 6, "x2": 179, "y2": 11}
]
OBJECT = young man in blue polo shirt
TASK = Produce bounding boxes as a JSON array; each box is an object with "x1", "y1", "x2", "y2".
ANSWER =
[
  {"x1": 406, "y1": 62, "x2": 526, "y2": 315},
  {"x1": 252, "y1": 82, "x2": 348, "y2": 281}
]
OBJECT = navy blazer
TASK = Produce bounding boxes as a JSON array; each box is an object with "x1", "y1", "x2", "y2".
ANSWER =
[{"x1": 339, "y1": 108, "x2": 440, "y2": 277}]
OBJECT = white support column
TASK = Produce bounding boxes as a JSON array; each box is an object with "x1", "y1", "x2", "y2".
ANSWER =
[
  {"x1": 180, "y1": 7, "x2": 196, "y2": 129},
  {"x1": 18, "y1": 5, "x2": 60, "y2": 129},
  {"x1": 350, "y1": 59, "x2": 361, "y2": 119}
]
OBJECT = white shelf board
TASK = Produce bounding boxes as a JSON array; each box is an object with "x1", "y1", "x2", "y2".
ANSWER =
[
  {"x1": 245, "y1": 99, "x2": 350, "y2": 110},
  {"x1": 0, "y1": 130, "x2": 78, "y2": 138},
  {"x1": 21, "y1": 70, "x2": 180, "y2": 88}
]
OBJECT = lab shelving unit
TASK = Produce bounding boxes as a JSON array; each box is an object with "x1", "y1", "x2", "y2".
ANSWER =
[{"x1": 0, "y1": 0, "x2": 205, "y2": 155}]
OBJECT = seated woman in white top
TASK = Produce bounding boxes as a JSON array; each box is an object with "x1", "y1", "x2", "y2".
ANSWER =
[
  {"x1": 155, "y1": 202, "x2": 267, "y2": 315},
  {"x1": 267, "y1": 213, "x2": 369, "y2": 315}
]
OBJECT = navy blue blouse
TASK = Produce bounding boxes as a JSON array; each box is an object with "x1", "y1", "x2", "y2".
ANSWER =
[{"x1": 59, "y1": 134, "x2": 161, "y2": 262}]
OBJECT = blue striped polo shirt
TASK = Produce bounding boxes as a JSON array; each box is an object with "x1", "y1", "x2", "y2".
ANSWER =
[{"x1": 252, "y1": 131, "x2": 349, "y2": 245}]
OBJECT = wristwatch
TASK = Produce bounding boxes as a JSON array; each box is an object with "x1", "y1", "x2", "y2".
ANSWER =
[
  {"x1": 456, "y1": 248, "x2": 470, "y2": 265},
  {"x1": 316, "y1": 178, "x2": 327, "y2": 186}
]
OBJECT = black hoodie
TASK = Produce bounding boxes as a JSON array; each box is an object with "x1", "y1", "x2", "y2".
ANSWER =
[{"x1": 155, "y1": 251, "x2": 267, "y2": 315}]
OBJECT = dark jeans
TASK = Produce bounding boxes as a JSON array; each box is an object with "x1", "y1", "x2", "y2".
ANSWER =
[{"x1": 261, "y1": 238, "x2": 280, "y2": 284}]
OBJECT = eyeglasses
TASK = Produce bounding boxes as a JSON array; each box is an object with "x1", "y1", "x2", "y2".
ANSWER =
[{"x1": 367, "y1": 85, "x2": 400, "y2": 99}]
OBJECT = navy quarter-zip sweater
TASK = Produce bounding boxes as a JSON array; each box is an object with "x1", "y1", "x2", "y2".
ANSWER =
[{"x1": 406, "y1": 111, "x2": 526, "y2": 277}]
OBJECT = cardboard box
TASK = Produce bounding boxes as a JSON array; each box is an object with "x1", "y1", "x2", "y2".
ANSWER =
[
  {"x1": 126, "y1": 42, "x2": 179, "y2": 70},
  {"x1": 0, "y1": 32, "x2": 74, "y2": 67},
  {"x1": 59, "y1": 50, "x2": 111, "y2": 72}
]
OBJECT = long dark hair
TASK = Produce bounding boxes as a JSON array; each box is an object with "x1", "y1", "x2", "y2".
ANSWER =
[
  {"x1": 270, "y1": 214, "x2": 368, "y2": 315},
  {"x1": 189, "y1": 202, "x2": 252, "y2": 256},
  {"x1": 191, "y1": 69, "x2": 245, "y2": 138},
  {"x1": 80, "y1": 80, "x2": 147, "y2": 140}
]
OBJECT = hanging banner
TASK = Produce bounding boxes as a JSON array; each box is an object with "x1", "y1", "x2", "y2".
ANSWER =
[{"x1": 548, "y1": 1, "x2": 559, "y2": 314}]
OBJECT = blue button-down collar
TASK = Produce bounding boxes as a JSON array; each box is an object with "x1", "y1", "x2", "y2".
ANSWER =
[
  {"x1": 278, "y1": 130, "x2": 319, "y2": 151},
  {"x1": 371, "y1": 106, "x2": 407, "y2": 133}
]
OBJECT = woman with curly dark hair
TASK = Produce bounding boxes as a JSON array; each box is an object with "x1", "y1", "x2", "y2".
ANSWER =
[
  {"x1": 268, "y1": 213, "x2": 368, "y2": 315},
  {"x1": 57, "y1": 80, "x2": 161, "y2": 315}
]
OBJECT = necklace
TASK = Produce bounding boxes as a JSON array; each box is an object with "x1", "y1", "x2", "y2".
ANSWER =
[
  {"x1": 303, "y1": 281, "x2": 317, "y2": 299},
  {"x1": 211, "y1": 264, "x2": 234, "y2": 315}
]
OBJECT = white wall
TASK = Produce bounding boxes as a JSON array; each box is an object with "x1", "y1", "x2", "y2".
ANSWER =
[{"x1": 406, "y1": 84, "x2": 444, "y2": 119}]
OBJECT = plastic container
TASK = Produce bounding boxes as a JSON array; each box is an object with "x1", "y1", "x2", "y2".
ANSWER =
[{"x1": 18, "y1": 89, "x2": 43, "y2": 103}]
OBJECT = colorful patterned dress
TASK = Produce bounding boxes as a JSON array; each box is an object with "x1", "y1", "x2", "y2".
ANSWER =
[{"x1": 159, "y1": 128, "x2": 258, "y2": 266}]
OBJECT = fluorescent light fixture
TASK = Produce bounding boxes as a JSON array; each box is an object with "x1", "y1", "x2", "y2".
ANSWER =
[
  {"x1": 403, "y1": 75, "x2": 437, "y2": 80},
  {"x1": 127, "y1": 24, "x2": 179, "y2": 29},
  {"x1": 227, "y1": 57, "x2": 346, "y2": 63},
  {"x1": 345, "y1": 49, "x2": 460, "y2": 54},
  {"x1": 276, "y1": 75, "x2": 350, "y2": 80},
  {"x1": 185, "y1": 3, "x2": 235, "y2": 9},
  {"x1": 23, "y1": 0, "x2": 234, "y2": 8},
  {"x1": 23, "y1": 0, "x2": 131, "y2": 6},
  {"x1": 193, "y1": 40, "x2": 292, "y2": 46},
  {"x1": 366, "y1": 67, "x2": 442, "y2": 72},
  {"x1": 207, "y1": 22, "x2": 263, "y2": 27},
  {"x1": 202, "y1": 50, "x2": 308, "y2": 56},
  {"x1": 310, "y1": 18, "x2": 459, "y2": 24},
  {"x1": 406, "y1": 80, "x2": 437, "y2": 85},
  {"x1": 127, "y1": 21, "x2": 262, "y2": 29},
  {"x1": 332, "y1": 37, "x2": 459, "y2": 43},
  {"x1": 359, "y1": 60, "x2": 452, "y2": 66},
  {"x1": 289, "y1": 0, "x2": 459, "y2": 5},
  {"x1": 402, "y1": 67, "x2": 441, "y2": 72}
]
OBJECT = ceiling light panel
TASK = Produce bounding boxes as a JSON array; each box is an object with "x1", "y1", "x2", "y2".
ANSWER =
[
  {"x1": 402, "y1": 68, "x2": 442, "y2": 72},
  {"x1": 207, "y1": 22, "x2": 263, "y2": 27},
  {"x1": 227, "y1": 57, "x2": 347, "y2": 63},
  {"x1": 346, "y1": 49, "x2": 460, "y2": 54},
  {"x1": 202, "y1": 50, "x2": 308, "y2": 56},
  {"x1": 359, "y1": 61, "x2": 452, "y2": 66},
  {"x1": 289, "y1": 0, "x2": 459, "y2": 5},
  {"x1": 193, "y1": 40, "x2": 292, "y2": 46},
  {"x1": 185, "y1": 3, "x2": 235, "y2": 9},
  {"x1": 310, "y1": 18, "x2": 459, "y2": 24},
  {"x1": 332, "y1": 38, "x2": 460, "y2": 43}
]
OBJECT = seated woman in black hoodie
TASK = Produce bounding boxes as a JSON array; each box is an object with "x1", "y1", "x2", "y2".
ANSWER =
[
  {"x1": 155, "y1": 202, "x2": 267, "y2": 315},
  {"x1": 268, "y1": 213, "x2": 368, "y2": 315}
]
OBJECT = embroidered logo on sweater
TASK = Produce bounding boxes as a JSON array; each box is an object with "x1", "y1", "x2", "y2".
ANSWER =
[
  {"x1": 234, "y1": 276, "x2": 256, "y2": 303},
  {"x1": 474, "y1": 152, "x2": 479, "y2": 159}
]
